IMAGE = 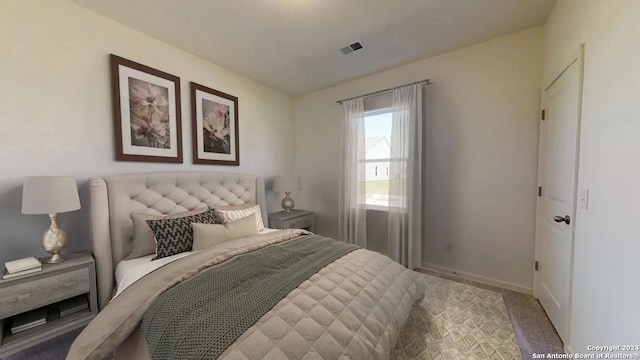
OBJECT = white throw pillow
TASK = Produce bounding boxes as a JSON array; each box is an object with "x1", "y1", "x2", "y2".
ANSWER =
[
  {"x1": 191, "y1": 214, "x2": 259, "y2": 251},
  {"x1": 216, "y1": 204, "x2": 265, "y2": 231}
]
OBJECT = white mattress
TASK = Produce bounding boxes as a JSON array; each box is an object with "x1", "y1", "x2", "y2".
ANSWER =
[{"x1": 113, "y1": 228, "x2": 280, "y2": 299}]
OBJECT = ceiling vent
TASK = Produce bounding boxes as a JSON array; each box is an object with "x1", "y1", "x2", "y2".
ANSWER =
[{"x1": 340, "y1": 41, "x2": 364, "y2": 55}]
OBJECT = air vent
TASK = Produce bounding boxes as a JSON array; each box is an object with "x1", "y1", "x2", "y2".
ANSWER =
[{"x1": 339, "y1": 41, "x2": 364, "y2": 55}]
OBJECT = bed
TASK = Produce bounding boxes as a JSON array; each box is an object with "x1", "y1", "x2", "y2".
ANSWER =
[{"x1": 67, "y1": 171, "x2": 423, "y2": 360}]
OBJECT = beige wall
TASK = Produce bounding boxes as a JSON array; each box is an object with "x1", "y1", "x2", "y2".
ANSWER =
[
  {"x1": 0, "y1": 0, "x2": 293, "y2": 264},
  {"x1": 543, "y1": 0, "x2": 640, "y2": 351},
  {"x1": 4, "y1": 0, "x2": 635, "y2": 348},
  {"x1": 293, "y1": 27, "x2": 544, "y2": 292}
]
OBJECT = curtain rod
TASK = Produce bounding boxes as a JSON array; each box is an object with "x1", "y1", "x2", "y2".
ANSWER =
[{"x1": 336, "y1": 79, "x2": 432, "y2": 104}]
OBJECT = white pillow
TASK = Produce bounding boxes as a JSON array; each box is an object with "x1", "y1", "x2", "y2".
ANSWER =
[
  {"x1": 191, "y1": 214, "x2": 259, "y2": 251},
  {"x1": 216, "y1": 204, "x2": 265, "y2": 231}
]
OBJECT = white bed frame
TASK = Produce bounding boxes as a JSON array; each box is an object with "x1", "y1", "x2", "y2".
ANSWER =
[{"x1": 88, "y1": 171, "x2": 268, "y2": 310}]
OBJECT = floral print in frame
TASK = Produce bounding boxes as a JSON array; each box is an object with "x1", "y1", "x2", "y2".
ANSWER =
[
  {"x1": 190, "y1": 82, "x2": 239, "y2": 166},
  {"x1": 110, "y1": 54, "x2": 183, "y2": 163}
]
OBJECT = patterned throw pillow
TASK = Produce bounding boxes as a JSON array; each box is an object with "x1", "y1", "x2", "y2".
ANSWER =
[
  {"x1": 147, "y1": 209, "x2": 223, "y2": 260},
  {"x1": 216, "y1": 204, "x2": 265, "y2": 231},
  {"x1": 128, "y1": 207, "x2": 208, "y2": 260}
]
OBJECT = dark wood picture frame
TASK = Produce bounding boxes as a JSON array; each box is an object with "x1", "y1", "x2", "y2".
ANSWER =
[
  {"x1": 190, "y1": 82, "x2": 240, "y2": 166},
  {"x1": 110, "y1": 54, "x2": 183, "y2": 163}
]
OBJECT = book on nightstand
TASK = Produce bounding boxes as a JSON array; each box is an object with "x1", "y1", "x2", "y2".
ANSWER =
[
  {"x1": 2, "y1": 266, "x2": 42, "y2": 280},
  {"x1": 59, "y1": 296, "x2": 89, "y2": 318},
  {"x1": 10, "y1": 309, "x2": 47, "y2": 334},
  {"x1": 4, "y1": 256, "x2": 41, "y2": 274}
]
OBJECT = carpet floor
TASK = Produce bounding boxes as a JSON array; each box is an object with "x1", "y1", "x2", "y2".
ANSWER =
[
  {"x1": 6, "y1": 271, "x2": 563, "y2": 360},
  {"x1": 392, "y1": 273, "x2": 521, "y2": 359},
  {"x1": 417, "y1": 269, "x2": 565, "y2": 359}
]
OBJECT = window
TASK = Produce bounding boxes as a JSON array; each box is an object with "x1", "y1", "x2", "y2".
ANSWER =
[{"x1": 360, "y1": 108, "x2": 393, "y2": 208}]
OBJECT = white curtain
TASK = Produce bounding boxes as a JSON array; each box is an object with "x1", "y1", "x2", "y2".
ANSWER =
[
  {"x1": 339, "y1": 84, "x2": 423, "y2": 269},
  {"x1": 338, "y1": 97, "x2": 367, "y2": 248},
  {"x1": 388, "y1": 84, "x2": 422, "y2": 269}
]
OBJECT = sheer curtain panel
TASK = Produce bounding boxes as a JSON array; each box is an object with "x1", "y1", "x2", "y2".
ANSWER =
[
  {"x1": 338, "y1": 97, "x2": 367, "y2": 248},
  {"x1": 388, "y1": 84, "x2": 423, "y2": 269}
]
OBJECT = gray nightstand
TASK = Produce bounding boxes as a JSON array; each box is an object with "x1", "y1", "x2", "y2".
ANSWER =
[
  {"x1": 0, "y1": 252, "x2": 98, "y2": 358},
  {"x1": 268, "y1": 210, "x2": 315, "y2": 232}
]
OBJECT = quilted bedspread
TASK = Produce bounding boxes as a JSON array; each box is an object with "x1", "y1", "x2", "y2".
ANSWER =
[
  {"x1": 221, "y1": 248, "x2": 424, "y2": 360},
  {"x1": 67, "y1": 229, "x2": 424, "y2": 360}
]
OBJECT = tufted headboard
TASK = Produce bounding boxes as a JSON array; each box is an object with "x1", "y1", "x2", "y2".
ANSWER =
[{"x1": 89, "y1": 171, "x2": 268, "y2": 309}]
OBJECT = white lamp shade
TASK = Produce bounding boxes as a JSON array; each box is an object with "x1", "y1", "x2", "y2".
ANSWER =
[
  {"x1": 22, "y1": 176, "x2": 81, "y2": 214},
  {"x1": 273, "y1": 176, "x2": 302, "y2": 192}
]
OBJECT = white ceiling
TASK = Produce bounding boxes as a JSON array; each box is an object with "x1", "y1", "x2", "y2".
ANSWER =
[{"x1": 74, "y1": 0, "x2": 556, "y2": 96}]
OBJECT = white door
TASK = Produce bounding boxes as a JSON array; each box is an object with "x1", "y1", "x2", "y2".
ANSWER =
[{"x1": 534, "y1": 53, "x2": 583, "y2": 342}]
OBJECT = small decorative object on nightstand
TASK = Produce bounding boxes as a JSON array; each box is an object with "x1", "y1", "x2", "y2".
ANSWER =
[
  {"x1": 22, "y1": 176, "x2": 81, "y2": 263},
  {"x1": 0, "y1": 253, "x2": 97, "y2": 358},
  {"x1": 269, "y1": 209, "x2": 315, "y2": 232},
  {"x1": 273, "y1": 176, "x2": 302, "y2": 212}
]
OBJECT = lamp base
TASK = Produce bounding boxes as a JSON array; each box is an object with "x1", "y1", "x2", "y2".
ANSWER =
[
  {"x1": 43, "y1": 213, "x2": 67, "y2": 264},
  {"x1": 46, "y1": 253, "x2": 65, "y2": 264},
  {"x1": 281, "y1": 192, "x2": 295, "y2": 212}
]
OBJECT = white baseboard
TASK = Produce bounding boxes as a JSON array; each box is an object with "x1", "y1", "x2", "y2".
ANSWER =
[{"x1": 420, "y1": 263, "x2": 533, "y2": 295}]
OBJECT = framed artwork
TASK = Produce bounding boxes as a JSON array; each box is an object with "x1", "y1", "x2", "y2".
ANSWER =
[
  {"x1": 190, "y1": 82, "x2": 239, "y2": 165},
  {"x1": 110, "y1": 54, "x2": 183, "y2": 163}
]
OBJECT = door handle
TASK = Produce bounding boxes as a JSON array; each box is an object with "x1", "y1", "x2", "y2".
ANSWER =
[{"x1": 553, "y1": 215, "x2": 571, "y2": 225}]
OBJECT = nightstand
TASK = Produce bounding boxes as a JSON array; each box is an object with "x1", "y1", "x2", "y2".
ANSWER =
[
  {"x1": 268, "y1": 210, "x2": 315, "y2": 232},
  {"x1": 0, "y1": 252, "x2": 97, "y2": 358}
]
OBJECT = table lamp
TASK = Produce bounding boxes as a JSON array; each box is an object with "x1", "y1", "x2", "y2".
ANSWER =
[
  {"x1": 273, "y1": 176, "x2": 302, "y2": 212},
  {"x1": 22, "y1": 176, "x2": 81, "y2": 263}
]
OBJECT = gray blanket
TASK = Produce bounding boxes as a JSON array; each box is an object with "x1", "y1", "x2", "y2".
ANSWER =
[{"x1": 140, "y1": 235, "x2": 359, "y2": 360}]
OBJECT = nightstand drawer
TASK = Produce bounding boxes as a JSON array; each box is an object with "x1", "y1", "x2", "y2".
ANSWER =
[
  {"x1": 269, "y1": 210, "x2": 315, "y2": 232},
  {"x1": 284, "y1": 216, "x2": 314, "y2": 229},
  {"x1": 0, "y1": 268, "x2": 89, "y2": 319}
]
